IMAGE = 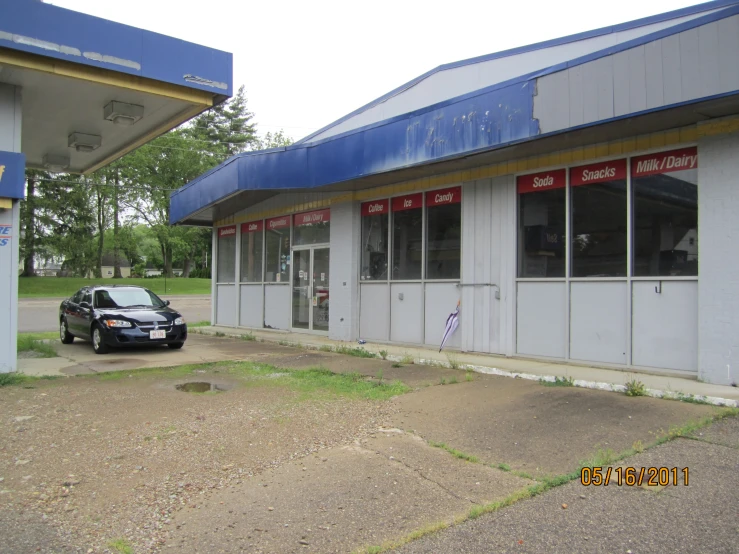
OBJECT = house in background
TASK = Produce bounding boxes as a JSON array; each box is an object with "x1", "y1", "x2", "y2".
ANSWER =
[
  {"x1": 36, "y1": 261, "x2": 62, "y2": 277},
  {"x1": 87, "y1": 254, "x2": 131, "y2": 278}
]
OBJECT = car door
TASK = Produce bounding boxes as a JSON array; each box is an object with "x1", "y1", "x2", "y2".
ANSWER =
[
  {"x1": 64, "y1": 289, "x2": 83, "y2": 335},
  {"x1": 76, "y1": 290, "x2": 94, "y2": 336}
]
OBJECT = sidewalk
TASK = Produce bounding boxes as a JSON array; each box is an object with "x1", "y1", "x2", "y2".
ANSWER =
[{"x1": 194, "y1": 325, "x2": 739, "y2": 407}]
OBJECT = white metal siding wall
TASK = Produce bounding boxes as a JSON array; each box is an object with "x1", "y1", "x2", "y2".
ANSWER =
[
  {"x1": 328, "y1": 201, "x2": 360, "y2": 341},
  {"x1": 535, "y1": 15, "x2": 739, "y2": 134},
  {"x1": 698, "y1": 131, "x2": 739, "y2": 385},
  {"x1": 309, "y1": 11, "x2": 719, "y2": 142},
  {"x1": 0, "y1": 84, "x2": 21, "y2": 373}
]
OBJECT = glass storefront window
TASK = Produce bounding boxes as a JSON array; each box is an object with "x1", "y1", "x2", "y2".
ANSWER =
[
  {"x1": 391, "y1": 193, "x2": 423, "y2": 280},
  {"x1": 264, "y1": 216, "x2": 291, "y2": 283},
  {"x1": 426, "y1": 187, "x2": 461, "y2": 279},
  {"x1": 240, "y1": 221, "x2": 263, "y2": 282},
  {"x1": 571, "y1": 160, "x2": 627, "y2": 277},
  {"x1": 361, "y1": 200, "x2": 389, "y2": 281},
  {"x1": 632, "y1": 147, "x2": 698, "y2": 276},
  {"x1": 517, "y1": 170, "x2": 566, "y2": 278},
  {"x1": 216, "y1": 226, "x2": 236, "y2": 282},
  {"x1": 293, "y1": 209, "x2": 330, "y2": 245}
]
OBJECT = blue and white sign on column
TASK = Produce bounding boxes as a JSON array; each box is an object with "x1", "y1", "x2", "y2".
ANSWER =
[
  {"x1": 0, "y1": 224, "x2": 11, "y2": 247},
  {"x1": 0, "y1": 150, "x2": 26, "y2": 200}
]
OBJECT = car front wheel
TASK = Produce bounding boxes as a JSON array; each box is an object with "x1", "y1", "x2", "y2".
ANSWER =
[
  {"x1": 168, "y1": 342, "x2": 184, "y2": 350},
  {"x1": 60, "y1": 318, "x2": 74, "y2": 344},
  {"x1": 91, "y1": 325, "x2": 109, "y2": 354}
]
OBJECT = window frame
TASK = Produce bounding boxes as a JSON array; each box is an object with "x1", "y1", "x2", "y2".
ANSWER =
[
  {"x1": 239, "y1": 220, "x2": 265, "y2": 284},
  {"x1": 215, "y1": 225, "x2": 238, "y2": 284},
  {"x1": 358, "y1": 186, "x2": 463, "y2": 285}
]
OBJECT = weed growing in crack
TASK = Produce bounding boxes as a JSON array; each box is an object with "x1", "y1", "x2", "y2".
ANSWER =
[
  {"x1": 379, "y1": 350, "x2": 388, "y2": 360},
  {"x1": 539, "y1": 375, "x2": 574, "y2": 387},
  {"x1": 625, "y1": 378, "x2": 647, "y2": 397}
]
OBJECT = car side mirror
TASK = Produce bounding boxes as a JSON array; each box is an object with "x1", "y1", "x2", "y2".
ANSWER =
[
  {"x1": 164, "y1": 300, "x2": 170, "y2": 306},
  {"x1": 79, "y1": 301, "x2": 91, "y2": 310}
]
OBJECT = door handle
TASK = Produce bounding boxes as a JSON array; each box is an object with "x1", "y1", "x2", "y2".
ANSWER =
[{"x1": 655, "y1": 281, "x2": 662, "y2": 294}]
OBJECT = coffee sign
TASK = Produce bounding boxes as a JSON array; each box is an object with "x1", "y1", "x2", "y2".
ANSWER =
[
  {"x1": 241, "y1": 220, "x2": 263, "y2": 233},
  {"x1": 361, "y1": 199, "x2": 389, "y2": 217}
]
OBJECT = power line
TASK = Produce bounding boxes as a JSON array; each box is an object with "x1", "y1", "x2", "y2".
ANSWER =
[{"x1": 30, "y1": 177, "x2": 180, "y2": 192}]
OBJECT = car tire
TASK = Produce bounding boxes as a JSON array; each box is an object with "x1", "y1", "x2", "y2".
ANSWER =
[
  {"x1": 91, "y1": 324, "x2": 109, "y2": 355},
  {"x1": 168, "y1": 342, "x2": 185, "y2": 350},
  {"x1": 60, "y1": 318, "x2": 74, "y2": 344}
]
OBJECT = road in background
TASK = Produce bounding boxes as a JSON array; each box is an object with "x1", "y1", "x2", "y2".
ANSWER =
[{"x1": 19, "y1": 294, "x2": 212, "y2": 333}]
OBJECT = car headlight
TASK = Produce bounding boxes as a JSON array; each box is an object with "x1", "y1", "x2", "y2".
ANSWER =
[
  {"x1": 104, "y1": 319, "x2": 131, "y2": 328},
  {"x1": 174, "y1": 317, "x2": 185, "y2": 325}
]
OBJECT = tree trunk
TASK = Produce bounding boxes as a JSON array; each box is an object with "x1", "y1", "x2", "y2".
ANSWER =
[
  {"x1": 182, "y1": 244, "x2": 196, "y2": 278},
  {"x1": 94, "y1": 187, "x2": 105, "y2": 279},
  {"x1": 113, "y1": 171, "x2": 122, "y2": 278},
  {"x1": 164, "y1": 244, "x2": 174, "y2": 278},
  {"x1": 21, "y1": 177, "x2": 37, "y2": 277}
]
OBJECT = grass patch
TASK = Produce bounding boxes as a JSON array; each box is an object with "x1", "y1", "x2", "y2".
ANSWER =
[
  {"x1": 624, "y1": 377, "x2": 647, "y2": 397},
  {"x1": 428, "y1": 441, "x2": 480, "y2": 463},
  {"x1": 334, "y1": 345, "x2": 377, "y2": 358},
  {"x1": 0, "y1": 373, "x2": 29, "y2": 387},
  {"x1": 107, "y1": 538, "x2": 134, "y2": 554},
  {"x1": 497, "y1": 463, "x2": 511, "y2": 472},
  {"x1": 465, "y1": 370, "x2": 474, "y2": 382},
  {"x1": 539, "y1": 375, "x2": 574, "y2": 387},
  {"x1": 319, "y1": 344, "x2": 333, "y2": 352},
  {"x1": 18, "y1": 277, "x2": 211, "y2": 298},
  {"x1": 188, "y1": 321, "x2": 211, "y2": 328},
  {"x1": 448, "y1": 376, "x2": 458, "y2": 384},
  {"x1": 379, "y1": 350, "x2": 388, "y2": 360},
  {"x1": 400, "y1": 354, "x2": 414, "y2": 365},
  {"x1": 240, "y1": 333, "x2": 256, "y2": 341},
  {"x1": 446, "y1": 353, "x2": 461, "y2": 370},
  {"x1": 17, "y1": 335, "x2": 57, "y2": 358},
  {"x1": 214, "y1": 331, "x2": 226, "y2": 338},
  {"x1": 391, "y1": 363, "x2": 402, "y2": 368}
]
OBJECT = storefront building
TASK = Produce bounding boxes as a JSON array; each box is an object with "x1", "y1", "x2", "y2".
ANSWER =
[{"x1": 172, "y1": 0, "x2": 739, "y2": 385}]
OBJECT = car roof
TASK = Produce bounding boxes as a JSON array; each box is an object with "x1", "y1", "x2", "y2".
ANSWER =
[{"x1": 81, "y1": 285, "x2": 149, "y2": 292}]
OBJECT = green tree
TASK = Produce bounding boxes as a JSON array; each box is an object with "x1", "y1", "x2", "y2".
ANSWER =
[{"x1": 252, "y1": 130, "x2": 294, "y2": 150}]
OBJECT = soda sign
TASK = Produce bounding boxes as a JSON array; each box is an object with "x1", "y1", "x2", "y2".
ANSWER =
[
  {"x1": 0, "y1": 224, "x2": 11, "y2": 247},
  {"x1": 517, "y1": 169, "x2": 566, "y2": 194},
  {"x1": 631, "y1": 147, "x2": 697, "y2": 177},
  {"x1": 241, "y1": 220, "x2": 263, "y2": 233}
]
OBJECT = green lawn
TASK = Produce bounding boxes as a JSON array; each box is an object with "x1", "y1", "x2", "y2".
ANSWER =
[{"x1": 18, "y1": 277, "x2": 212, "y2": 298}]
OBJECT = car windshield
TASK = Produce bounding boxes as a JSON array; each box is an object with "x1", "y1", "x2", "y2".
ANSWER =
[{"x1": 94, "y1": 288, "x2": 165, "y2": 309}]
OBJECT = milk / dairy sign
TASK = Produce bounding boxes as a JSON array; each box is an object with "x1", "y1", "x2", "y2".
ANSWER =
[
  {"x1": 0, "y1": 151, "x2": 26, "y2": 200},
  {"x1": 0, "y1": 224, "x2": 11, "y2": 247},
  {"x1": 631, "y1": 147, "x2": 698, "y2": 177},
  {"x1": 294, "y1": 209, "x2": 330, "y2": 226}
]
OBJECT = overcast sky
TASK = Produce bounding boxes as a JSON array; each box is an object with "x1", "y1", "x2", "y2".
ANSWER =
[{"x1": 49, "y1": 0, "x2": 701, "y2": 141}]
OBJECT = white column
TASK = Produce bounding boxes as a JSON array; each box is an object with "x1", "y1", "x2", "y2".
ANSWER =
[
  {"x1": 328, "y1": 201, "x2": 360, "y2": 341},
  {"x1": 0, "y1": 83, "x2": 22, "y2": 373}
]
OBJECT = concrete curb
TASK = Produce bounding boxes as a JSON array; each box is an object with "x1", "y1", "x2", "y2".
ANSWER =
[{"x1": 191, "y1": 328, "x2": 739, "y2": 409}]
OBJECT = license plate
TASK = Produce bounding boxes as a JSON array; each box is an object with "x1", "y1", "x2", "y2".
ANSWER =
[{"x1": 149, "y1": 330, "x2": 166, "y2": 339}]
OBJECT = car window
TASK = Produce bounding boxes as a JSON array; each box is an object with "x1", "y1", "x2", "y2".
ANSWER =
[
  {"x1": 71, "y1": 290, "x2": 83, "y2": 303},
  {"x1": 101, "y1": 288, "x2": 165, "y2": 308},
  {"x1": 83, "y1": 292, "x2": 92, "y2": 305}
]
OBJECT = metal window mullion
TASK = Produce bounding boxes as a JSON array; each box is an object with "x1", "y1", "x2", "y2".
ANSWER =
[
  {"x1": 626, "y1": 158, "x2": 633, "y2": 366},
  {"x1": 387, "y1": 209, "x2": 392, "y2": 341},
  {"x1": 234, "y1": 229, "x2": 242, "y2": 327},
  {"x1": 211, "y1": 230, "x2": 217, "y2": 325},
  {"x1": 564, "y1": 170, "x2": 571, "y2": 361},
  {"x1": 261, "y1": 225, "x2": 266, "y2": 329},
  {"x1": 421, "y1": 196, "x2": 426, "y2": 345}
]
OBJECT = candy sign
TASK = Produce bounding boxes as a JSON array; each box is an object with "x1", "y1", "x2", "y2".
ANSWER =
[{"x1": 426, "y1": 187, "x2": 461, "y2": 206}]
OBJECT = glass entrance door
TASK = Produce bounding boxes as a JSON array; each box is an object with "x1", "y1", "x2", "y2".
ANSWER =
[{"x1": 291, "y1": 247, "x2": 330, "y2": 332}]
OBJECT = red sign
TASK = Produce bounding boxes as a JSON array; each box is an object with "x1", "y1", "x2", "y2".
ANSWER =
[
  {"x1": 361, "y1": 199, "x2": 389, "y2": 217},
  {"x1": 266, "y1": 216, "x2": 290, "y2": 230},
  {"x1": 426, "y1": 186, "x2": 461, "y2": 206},
  {"x1": 294, "y1": 209, "x2": 330, "y2": 227},
  {"x1": 218, "y1": 225, "x2": 237, "y2": 238},
  {"x1": 392, "y1": 193, "x2": 422, "y2": 212},
  {"x1": 571, "y1": 159, "x2": 627, "y2": 186},
  {"x1": 631, "y1": 147, "x2": 698, "y2": 177},
  {"x1": 241, "y1": 220, "x2": 263, "y2": 233},
  {"x1": 517, "y1": 169, "x2": 566, "y2": 194}
]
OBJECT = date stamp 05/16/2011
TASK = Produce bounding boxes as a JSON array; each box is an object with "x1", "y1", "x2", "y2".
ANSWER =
[{"x1": 581, "y1": 467, "x2": 689, "y2": 487}]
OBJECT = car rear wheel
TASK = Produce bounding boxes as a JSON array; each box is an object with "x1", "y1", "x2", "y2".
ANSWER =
[
  {"x1": 91, "y1": 325, "x2": 109, "y2": 354},
  {"x1": 60, "y1": 318, "x2": 74, "y2": 344},
  {"x1": 168, "y1": 342, "x2": 184, "y2": 350}
]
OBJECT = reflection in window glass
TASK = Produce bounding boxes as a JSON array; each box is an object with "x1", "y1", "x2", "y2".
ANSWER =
[
  {"x1": 633, "y1": 164, "x2": 698, "y2": 277},
  {"x1": 571, "y1": 180, "x2": 627, "y2": 277},
  {"x1": 518, "y1": 189, "x2": 566, "y2": 277},
  {"x1": 265, "y1": 228, "x2": 290, "y2": 283},
  {"x1": 217, "y1": 233, "x2": 236, "y2": 282},
  {"x1": 392, "y1": 207, "x2": 422, "y2": 280},
  {"x1": 361, "y1": 212, "x2": 389, "y2": 281},
  {"x1": 426, "y1": 203, "x2": 461, "y2": 279},
  {"x1": 240, "y1": 227, "x2": 263, "y2": 282}
]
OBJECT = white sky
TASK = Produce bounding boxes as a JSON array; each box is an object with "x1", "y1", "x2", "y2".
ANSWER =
[{"x1": 49, "y1": 0, "x2": 701, "y2": 141}]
